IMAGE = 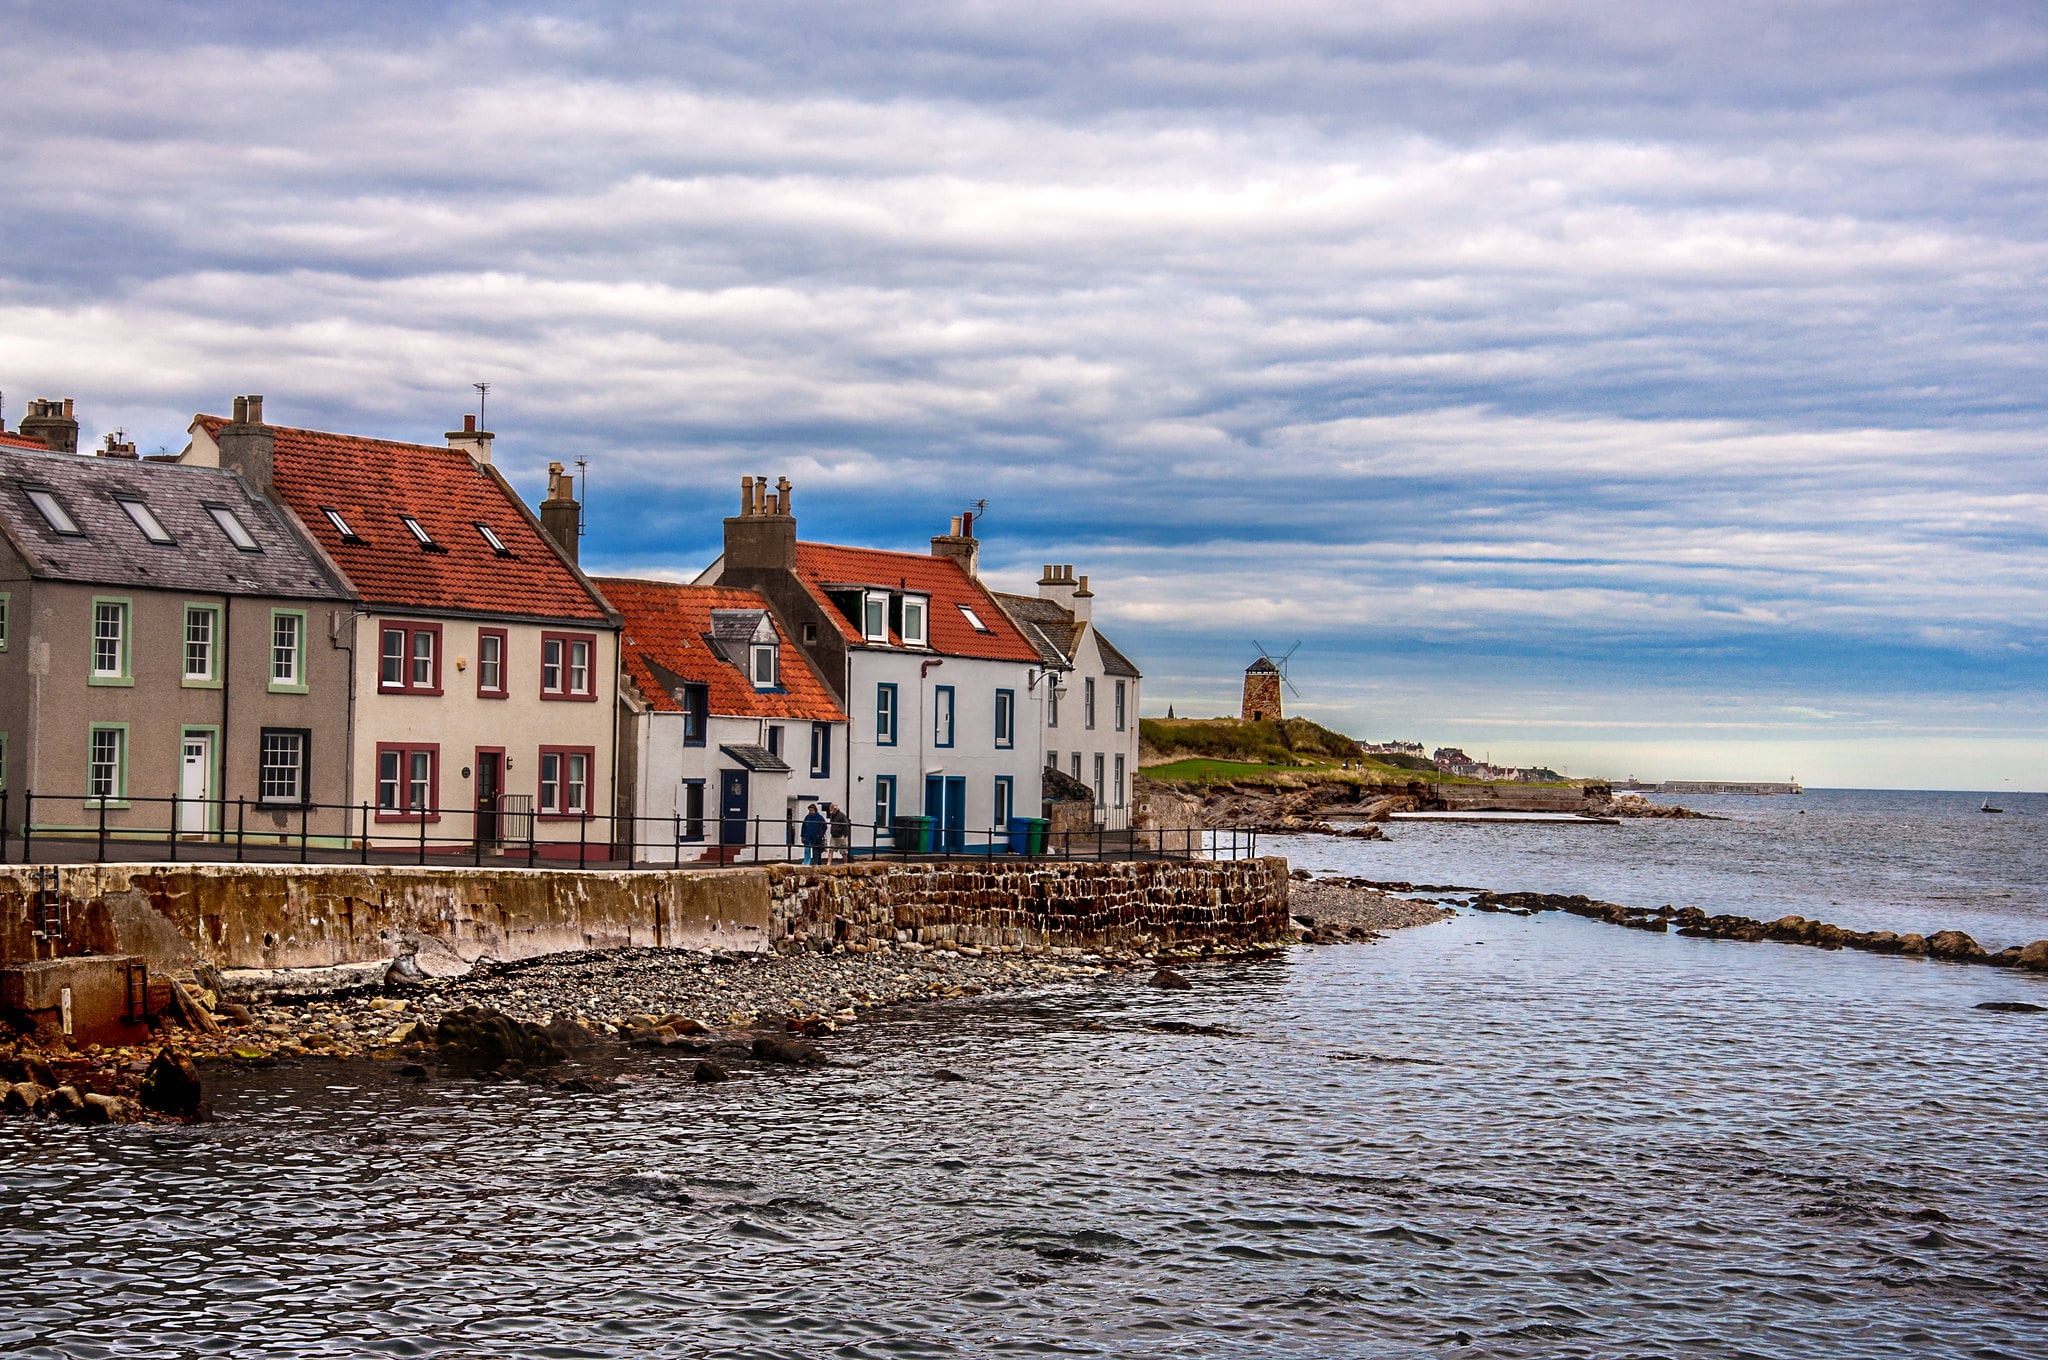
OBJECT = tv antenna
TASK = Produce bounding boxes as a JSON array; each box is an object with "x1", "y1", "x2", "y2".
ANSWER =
[
  {"x1": 1251, "y1": 639, "x2": 1303, "y2": 697},
  {"x1": 473, "y1": 382, "x2": 490, "y2": 427},
  {"x1": 575, "y1": 457, "x2": 589, "y2": 538}
]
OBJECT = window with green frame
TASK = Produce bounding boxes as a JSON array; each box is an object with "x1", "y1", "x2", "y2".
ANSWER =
[
  {"x1": 89, "y1": 597, "x2": 133, "y2": 685},
  {"x1": 87, "y1": 724, "x2": 128, "y2": 803},
  {"x1": 183, "y1": 604, "x2": 220, "y2": 685},
  {"x1": 269, "y1": 608, "x2": 308, "y2": 693}
]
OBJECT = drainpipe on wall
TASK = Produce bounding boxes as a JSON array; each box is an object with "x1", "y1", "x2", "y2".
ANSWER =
[{"x1": 219, "y1": 596, "x2": 232, "y2": 830}]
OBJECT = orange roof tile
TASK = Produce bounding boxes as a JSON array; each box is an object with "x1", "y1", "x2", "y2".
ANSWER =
[
  {"x1": 0, "y1": 432, "x2": 51, "y2": 450},
  {"x1": 597, "y1": 577, "x2": 846, "y2": 723},
  {"x1": 793, "y1": 542, "x2": 1043, "y2": 664},
  {"x1": 197, "y1": 415, "x2": 611, "y2": 624}
]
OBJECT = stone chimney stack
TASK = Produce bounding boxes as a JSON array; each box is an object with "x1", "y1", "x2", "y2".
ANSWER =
[
  {"x1": 217, "y1": 393, "x2": 276, "y2": 491},
  {"x1": 446, "y1": 412, "x2": 494, "y2": 465},
  {"x1": 723, "y1": 472, "x2": 796, "y2": 573},
  {"x1": 19, "y1": 398, "x2": 79, "y2": 454},
  {"x1": 1037, "y1": 563, "x2": 1089, "y2": 622},
  {"x1": 930, "y1": 509, "x2": 980, "y2": 579},
  {"x1": 99, "y1": 432, "x2": 138, "y2": 460},
  {"x1": 539, "y1": 461, "x2": 582, "y2": 565}
]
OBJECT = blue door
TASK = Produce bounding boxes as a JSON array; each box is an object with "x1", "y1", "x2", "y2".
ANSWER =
[
  {"x1": 719, "y1": 770, "x2": 749, "y2": 846},
  {"x1": 924, "y1": 775, "x2": 967, "y2": 851}
]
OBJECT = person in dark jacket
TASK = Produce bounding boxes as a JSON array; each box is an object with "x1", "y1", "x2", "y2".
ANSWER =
[
  {"x1": 800, "y1": 803, "x2": 826, "y2": 864},
  {"x1": 827, "y1": 803, "x2": 852, "y2": 862}
]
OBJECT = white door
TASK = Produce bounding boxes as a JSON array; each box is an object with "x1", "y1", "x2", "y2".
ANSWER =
[{"x1": 179, "y1": 735, "x2": 212, "y2": 835}]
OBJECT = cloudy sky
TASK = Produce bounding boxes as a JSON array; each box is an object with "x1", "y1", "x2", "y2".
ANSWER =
[{"x1": 4, "y1": 1, "x2": 2044, "y2": 787}]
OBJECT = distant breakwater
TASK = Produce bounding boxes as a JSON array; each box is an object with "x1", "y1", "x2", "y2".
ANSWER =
[{"x1": 1353, "y1": 879, "x2": 2048, "y2": 975}]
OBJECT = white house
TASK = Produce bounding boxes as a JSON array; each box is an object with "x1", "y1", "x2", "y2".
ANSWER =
[
  {"x1": 993, "y1": 565, "x2": 1143, "y2": 829},
  {"x1": 599, "y1": 576, "x2": 847, "y2": 863},
  {"x1": 709, "y1": 479, "x2": 1046, "y2": 850}
]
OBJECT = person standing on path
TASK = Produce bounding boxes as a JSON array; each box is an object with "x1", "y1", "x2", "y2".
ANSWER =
[
  {"x1": 827, "y1": 803, "x2": 852, "y2": 862},
  {"x1": 800, "y1": 803, "x2": 827, "y2": 865}
]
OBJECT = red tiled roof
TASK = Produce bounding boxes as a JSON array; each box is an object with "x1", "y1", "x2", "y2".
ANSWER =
[
  {"x1": 0, "y1": 432, "x2": 51, "y2": 450},
  {"x1": 793, "y1": 542, "x2": 1043, "y2": 663},
  {"x1": 596, "y1": 577, "x2": 846, "y2": 722},
  {"x1": 196, "y1": 415, "x2": 610, "y2": 623}
]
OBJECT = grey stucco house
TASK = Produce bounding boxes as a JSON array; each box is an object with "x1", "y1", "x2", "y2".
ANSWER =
[{"x1": 0, "y1": 441, "x2": 355, "y2": 845}]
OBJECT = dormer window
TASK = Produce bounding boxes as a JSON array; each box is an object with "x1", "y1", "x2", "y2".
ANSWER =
[
  {"x1": 400, "y1": 515, "x2": 438, "y2": 550},
  {"x1": 863, "y1": 591, "x2": 888, "y2": 642},
  {"x1": 116, "y1": 496, "x2": 174, "y2": 545},
  {"x1": 25, "y1": 487, "x2": 82, "y2": 536},
  {"x1": 901, "y1": 594, "x2": 929, "y2": 647},
  {"x1": 958, "y1": 603, "x2": 991, "y2": 633},
  {"x1": 752, "y1": 642, "x2": 778, "y2": 688},
  {"x1": 322, "y1": 506, "x2": 363, "y2": 543},
  {"x1": 206, "y1": 504, "x2": 261, "y2": 552},
  {"x1": 475, "y1": 522, "x2": 512, "y2": 556}
]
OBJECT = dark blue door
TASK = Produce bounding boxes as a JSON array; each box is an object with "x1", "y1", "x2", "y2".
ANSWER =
[
  {"x1": 719, "y1": 770, "x2": 748, "y2": 846},
  {"x1": 924, "y1": 775, "x2": 967, "y2": 851}
]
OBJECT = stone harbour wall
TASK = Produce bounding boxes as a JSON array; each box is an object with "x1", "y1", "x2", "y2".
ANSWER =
[
  {"x1": 0, "y1": 857, "x2": 1291, "y2": 977},
  {"x1": 0, "y1": 864, "x2": 772, "y2": 974},
  {"x1": 766, "y1": 857, "x2": 1293, "y2": 954}
]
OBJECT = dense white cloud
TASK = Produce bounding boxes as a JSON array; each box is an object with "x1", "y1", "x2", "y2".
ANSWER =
[{"x1": 1, "y1": 0, "x2": 2043, "y2": 785}]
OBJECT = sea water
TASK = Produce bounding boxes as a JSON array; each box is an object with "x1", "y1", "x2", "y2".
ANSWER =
[{"x1": 3, "y1": 790, "x2": 2044, "y2": 1358}]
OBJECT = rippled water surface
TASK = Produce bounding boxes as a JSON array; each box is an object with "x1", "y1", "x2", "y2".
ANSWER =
[{"x1": 6, "y1": 799, "x2": 2048, "y2": 1358}]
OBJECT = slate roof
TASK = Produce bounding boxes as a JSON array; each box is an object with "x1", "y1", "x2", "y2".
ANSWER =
[
  {"x1": 0, "y1": 443, "x2": 352, "y2": 601},
  {"x1": 720, "y1": 743, "x2": 791, "y2": 774},
  {"x1": 596, "y1": 577, "x2": 846, "y2": 723},
  {"x1": 193, "y1": 415, "x2": 611, "y2": 625},
  {"x1": 991, "y1": 590, "x2": 1143, "y2": 679},
  {"x1": 793, "y1": 543, "x2": 1041, "y2": 664}
]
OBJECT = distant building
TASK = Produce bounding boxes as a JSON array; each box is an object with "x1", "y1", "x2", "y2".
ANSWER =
[
  {"x1": 708, "y1": 479, "x2": 1045, "y2": 849},
  {"x1": 182, "y1": 397, "x2": 623, "y2": 856},
  {"x1": 0, "y1": 432, "x2": 355, "y2": 843},
  {"x1": 1362, "y1": 740, "x2": 1425, "y2": 756},
  {"x1": 1242, "y1": 656, "x2": 1282, "y2": 722},
  {"x1": 600, "y1": 577, "x2": 847, "y2": 863},
  {"x1": 992, "y1": 565, "x2": 1143, "y2": 830}
]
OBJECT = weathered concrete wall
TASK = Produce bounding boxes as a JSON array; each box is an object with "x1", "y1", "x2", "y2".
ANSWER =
[
  {"x1": 767, "y1": 857, "x2": 1291, "y2": 953},
  {"x1": 1435, "y1": 783, "x2": 1607, "y2": 813},
  {"x1": 0, "y1": 864, "x2": 771, "y2": 972},
  {"x1": 0, "y1": 856, "x2": 1289, "y2": 976}
]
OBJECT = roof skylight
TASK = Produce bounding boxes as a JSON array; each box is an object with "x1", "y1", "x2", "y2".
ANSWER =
[
  {"x1": 322, "y1": 506, "x2": 363, "y2": 542},
  {"x1": 958, "y1": 603, "x2": 992, "y2": 633},
  {"x1": 116, "y1": 496, "x2": 174, "y2": 545},
  {"x1": 25, "y1": 487, "x2": 82, "y2": 536},
  {"x1": 475, "y1": 522, "x2": 512, "y2": 556},
  {"x1": 400, "y1": 515, "x2": 436, "y2": 548},
  {"x1": 206, "y1": 504, "x2": 261, "y2": 552}
]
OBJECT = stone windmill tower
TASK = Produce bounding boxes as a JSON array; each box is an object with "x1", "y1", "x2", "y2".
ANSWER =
[{"x1": 1241, "y1": 641, "x2": 1298, "y2": 722}]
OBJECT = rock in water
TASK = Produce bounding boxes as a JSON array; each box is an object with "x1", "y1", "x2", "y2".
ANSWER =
[
  {"x1": 1927, "y1": 930, "x2": 1987, "y2": 962},
  {"x1": 751, "y1": 1036, "x2": 825, "y2": 1066},
  {"x1": 927, "y1": 1069, "x2": 969, "y2": 1082},
  {"x1": 1150, "y1": 968, "x2": 1194, "y2": 990},
  {"x1": 691, "y1": 1060, "x2": 729, "y2": 1083},
  {"x1": 3, "y1": 1082, "x2": 47, "y2": 1116},
  {"x1": 434, "y1": 1008, "x2": 569, "y2": 1069},
  {"x1": 1974, "y1": 1001, "x2": 2045, "y2": 1014},
  {"x1": 2017, "y1": 940, "x2": 2048, "y2": 973},
  {"x1": 138, "y1": 1049, "x2": 206, "y2": 1120}
]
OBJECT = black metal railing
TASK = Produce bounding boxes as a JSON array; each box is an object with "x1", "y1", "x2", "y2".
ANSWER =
[{"x1": 0, "y1": 788, "x2": 1255, "y2": 869}]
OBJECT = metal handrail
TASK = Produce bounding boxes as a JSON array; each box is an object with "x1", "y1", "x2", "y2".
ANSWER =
[{"x1": 3, "y1": 787, "x2": 1255, "y2": 868}]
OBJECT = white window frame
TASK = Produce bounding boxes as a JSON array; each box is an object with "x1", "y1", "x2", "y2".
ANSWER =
[
  {"x1": 91, "y1": 600, "x2": 128, "y2": 679},
  {"x1": 863, "y1": 591, "x2": 889, "y2": 642},
  {"x1": 259, "y1": 730, "x2": 307, "y2": 803},
  {"x1": 26, "y1": 487, "x2": 82, "y2": 535},
  {"x1": 901, "y1": 595, "x2": 928, "y2": 647},
  {"x1": 183, "y1": 605, "x2": 217, "y2": 683},
  {"x1": 752, "y1": 642, "x2": 778, "y2": 688},
  {"x1": 206, "y1": 504, "x2": 261, "y2": 551},
  {"x1": 270, "y1": 612, "x2": 304, "y2": 688}
]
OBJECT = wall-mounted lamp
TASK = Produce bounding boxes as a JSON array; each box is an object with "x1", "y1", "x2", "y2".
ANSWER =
[{"x1": 456, "y1": 655, "x2": 468, "y2": 671}]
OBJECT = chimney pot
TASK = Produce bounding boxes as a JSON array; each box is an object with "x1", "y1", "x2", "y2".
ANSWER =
[
  {"x1": 465, "y1": 413, "x2": 476, "y2": 432},
  {"x1": 950, "y1": 515, "x2": 962, "y2": 536},
  {"x1": 962, "y1": 510, "x2": 973, "y2": 538},
  {"x1": 246, "y1": 395, "x2": 263, "y2": 425},
  {"x1": 63, "y1": 399, "x2": 73, "y2": 419},
  {"x1": 775, "y1": 475, "x2": 792, "y2": 517},
  {"x1": 233, "y1": 396, "x2": 248, "y2": 424},
  {"x1": 741, "y1": 476, "x2": 755, "y2": 514}
]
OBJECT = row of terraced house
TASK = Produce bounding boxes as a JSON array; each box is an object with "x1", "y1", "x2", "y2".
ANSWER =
[{"x1": 0, "y1": 395, "x2": 1142, "y2": 861}]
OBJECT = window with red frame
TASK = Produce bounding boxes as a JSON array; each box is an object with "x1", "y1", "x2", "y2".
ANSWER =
[
  {"x1": 476, "y1": 628, "x2": 508, "y2": 698},
  {"x1": 540, "y1": 632, "x2": 596, "y2": 700},
  {"x1": 375, "y1": 743, "x2": 438, "y2": 820},
  {"x1": 537, "y1": 745, "x2": 593, "y2": 817},
  {"x1": 378, "y1": 622, "x2": 443, "y2": 694}
]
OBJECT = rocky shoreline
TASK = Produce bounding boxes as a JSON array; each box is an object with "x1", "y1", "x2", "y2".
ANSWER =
[{"x1": 1285, "y1": 871, "x2": 1458, "y2": 943}]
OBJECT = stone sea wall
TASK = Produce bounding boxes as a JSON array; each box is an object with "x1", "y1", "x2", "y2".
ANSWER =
[
  {"x1": 766, "y1": 857, "x2": 1293, "y2": 953},
  {"x1": 0, "y1": 857, "x2": 1291, "y2": 976}
]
